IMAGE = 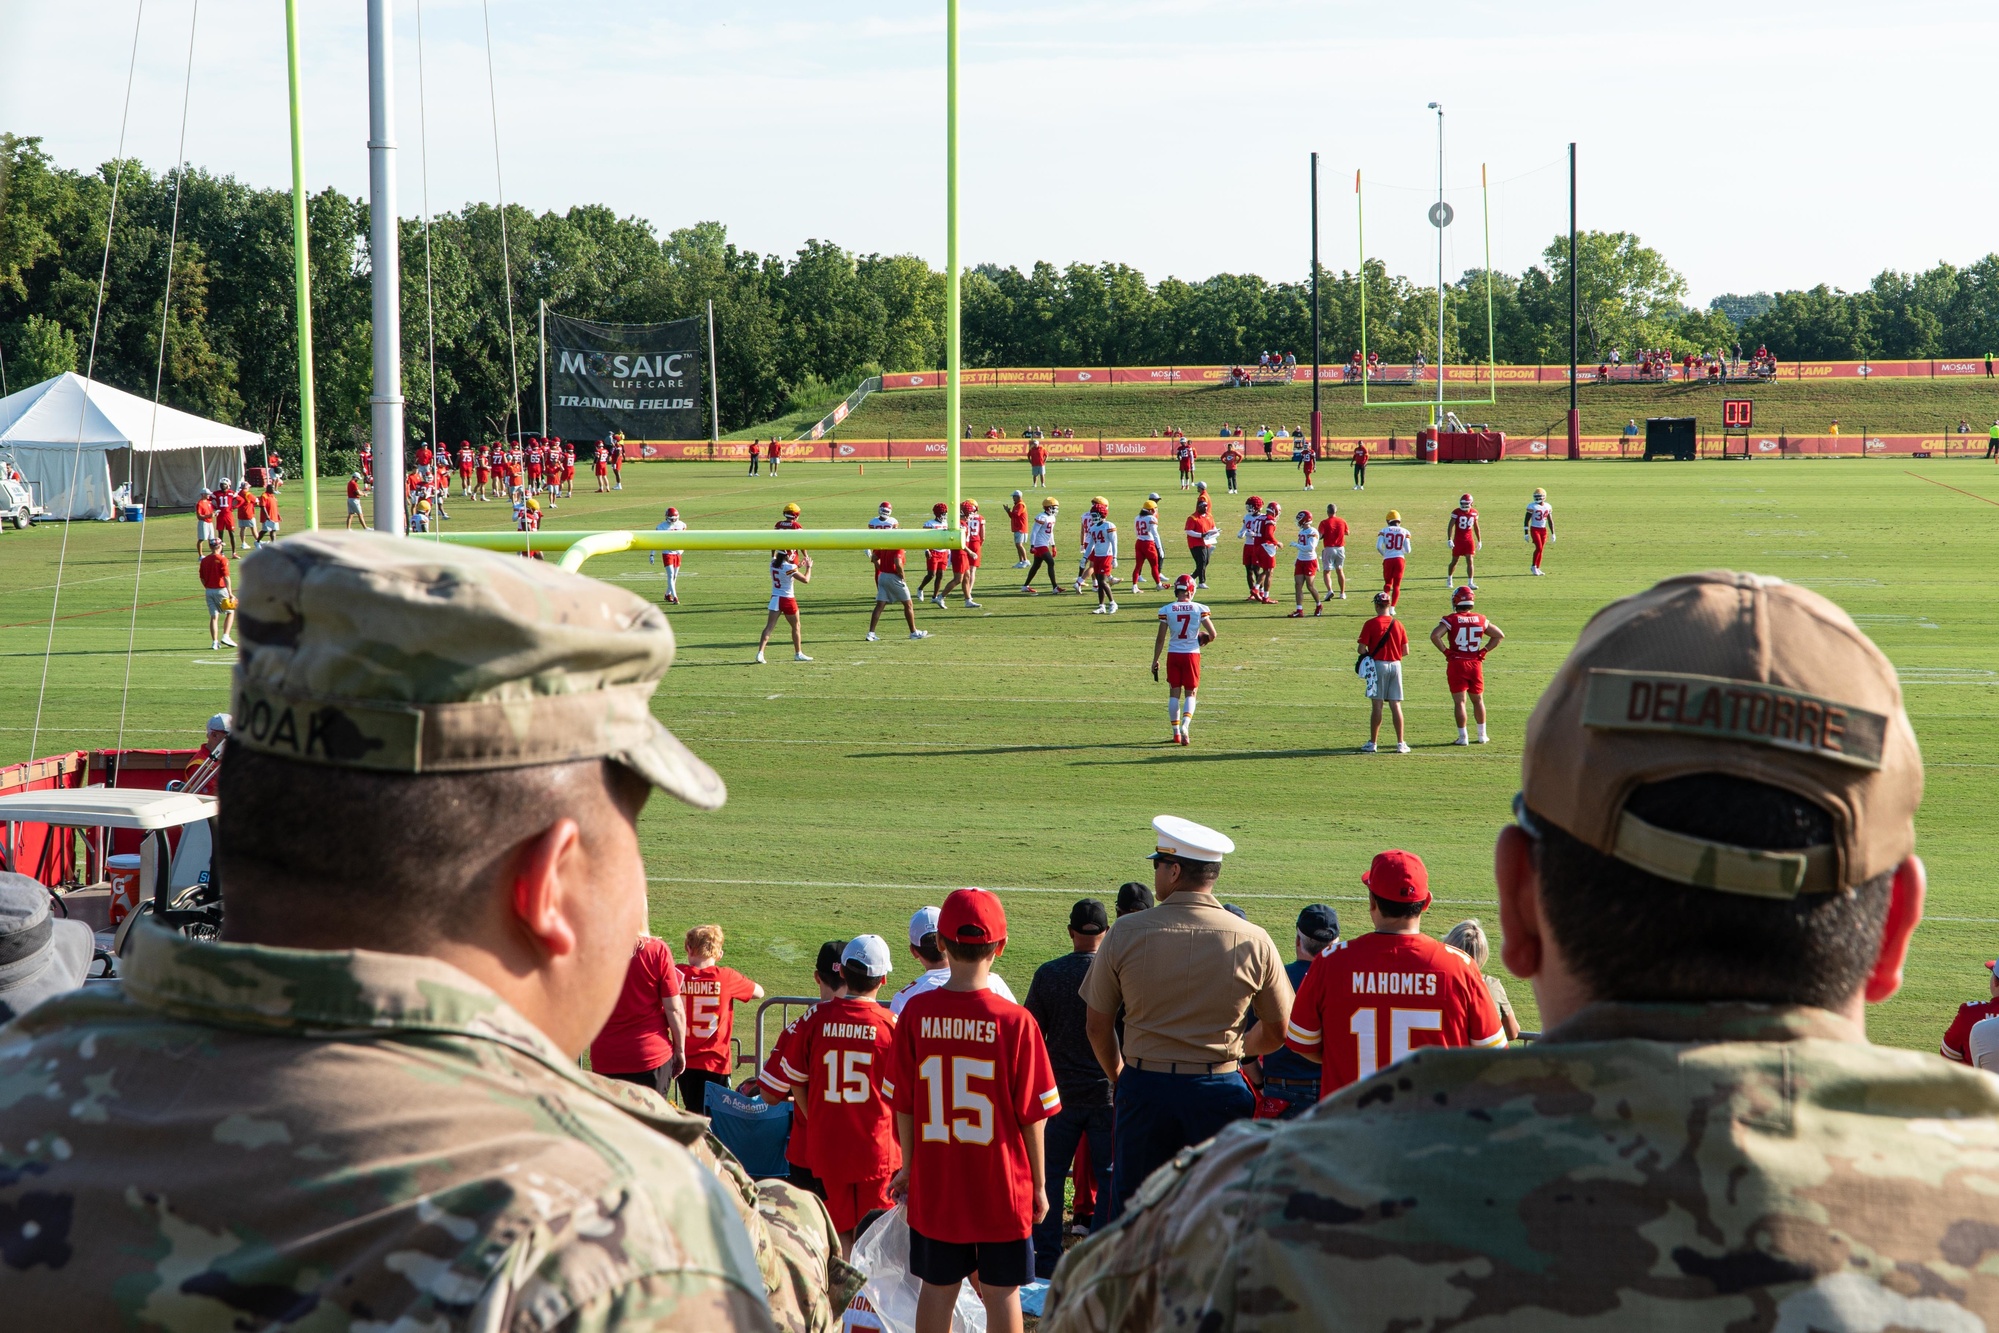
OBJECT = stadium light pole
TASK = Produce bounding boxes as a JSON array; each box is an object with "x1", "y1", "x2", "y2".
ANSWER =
[
  {"x1": 1428, "y1": 102, "x2": 1445, "y2": 430},
  {"x1": 284, "y1": 0, "x2": 319, "y2": 529},
  {"x1": 945, "y1": 0, "x2": 961, "y2": 515},
  {"x1": 366, "y1": 0, "x2": 405, "y2": 536},
  {"x1": 1567, "y1": 141, "x2": 1580, "y2": 460},
  {"x1": 1310, "y1": 151, "x2": 1321, "y2": 455}
]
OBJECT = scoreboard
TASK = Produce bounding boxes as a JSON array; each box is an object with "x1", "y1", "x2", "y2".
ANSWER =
[{"x1": 1723, "y1": 399, "x2": 1754, "y2": 429}]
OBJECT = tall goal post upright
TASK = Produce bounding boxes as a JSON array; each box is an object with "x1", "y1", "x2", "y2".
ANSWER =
[
  {"x1": 945, "y1": 0, "x2": 961, "y2": 517},
  {"x1": 1353, "y1": 165, "x2": 1497, "y2": 414},
  {"x1": 284, "y1": 0, "x2": 319, "y2": 529}
]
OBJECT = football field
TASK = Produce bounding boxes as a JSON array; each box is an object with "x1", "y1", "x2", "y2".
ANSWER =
[{"x1": 3, "y1": 455, "x2": 1995, "y2": 1051}]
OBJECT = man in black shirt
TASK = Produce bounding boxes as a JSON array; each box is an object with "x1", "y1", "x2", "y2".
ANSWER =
[{"x1": 1024, "y1": 898, "x2": 1114, "y2": 1277}]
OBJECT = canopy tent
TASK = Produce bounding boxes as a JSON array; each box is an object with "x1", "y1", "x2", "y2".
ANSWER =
[{"x1": 0, "y1": 372, "x2": 262, "y2": 520}]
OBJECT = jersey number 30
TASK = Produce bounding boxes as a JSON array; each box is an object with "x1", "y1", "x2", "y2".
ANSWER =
[
  {"x1": 1349, "y1": 1007, "x2": 1442, "y2": 1079},
  {"x1": 917, "y1": 1054, "x2": 995, "y2": 1144}
]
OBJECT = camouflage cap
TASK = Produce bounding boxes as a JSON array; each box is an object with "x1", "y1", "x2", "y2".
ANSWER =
[
  {"x1": 229, "y1": 531, "x2": 725, "y2": 809},
  {"x1": 1523, "y1": 571, "x2": 1920, "y2": 897}
]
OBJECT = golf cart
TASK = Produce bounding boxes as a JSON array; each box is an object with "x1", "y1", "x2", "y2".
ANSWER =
[{"x1": 2, "y1": 467, "x2": 46, "y2": 529}]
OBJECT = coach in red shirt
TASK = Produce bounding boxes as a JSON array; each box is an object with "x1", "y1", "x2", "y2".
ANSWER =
[
  {"x1": 589, "y1": 932, "x2": 687, "y2": 1096},
  {"x1": 1358, "y1": 591, "x2": 1409, "y2": 753}
]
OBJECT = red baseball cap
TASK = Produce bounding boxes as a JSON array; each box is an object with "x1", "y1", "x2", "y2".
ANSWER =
[
  {"x1": 938, "y1": 887, "x2": 1008, "y2": 944},
  {"x1": 1361, "y1": 850, "x2": 1430, "y2": 905}
]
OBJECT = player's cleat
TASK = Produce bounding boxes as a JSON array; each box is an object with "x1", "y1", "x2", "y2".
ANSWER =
[
  {"x1": 1286, "y1": 609, "x2": 1304, "y2": 618},
  {"x1": 934, "y1": 597, "x2": 950, "y2": 609},
  {"x1": 964, "y1": 599, "x2": 982, "y2": 608},
  {"x1": 1467, "y1": 581, "x2": 1478, "y2": 590},
  {"x1": 1338, "y1": 591, "x2": 1348, "y2": 599},
  {"x1": 1020, "y1": 586, "x2": 1038, "y2": 595},
  {"x1": 1477, "y1": 727, "x2": 1490, "y2": 743},
  {"x1": 211, "y1": 639, "x2": 220, "y2": 651},
  {"x1": 1197, "y1": 580, "x2": 1208, "y2": 588},
  {"x1": 1453, "y1": 733, "x2": 1470, "y2": 746},
  {"x1": 1178, "y1": 732, "x2": 1190, "y2": 745},
  {"x1": 1313, "y1": 604, "x2": 1324, "y2": 616},
  {"x1": 866, "y1": 631, "x2": 879, "y2": 641},
  {"x1": 794, "y1": 652, "x2": 812, "y2": 662},
  {"x1": 909, "y1": 630, "x2": 929, "y2": 639},
  {"x1": 1361, "y1": 741, "x2": 1378, "y2": 753},
  {"x1": 918, "y1": 591, "x2": 929, "y2": 601},
  {"x1": 1107, "y1": 601, "x2": 1118, "y2": 613},
  {"x1": 754, "y1": 650, "x2": 766, "y2": 664},
  {"x1": 1091, "y1": 605, "x2": 1107, "y2": 614},
  {"x1": 1396, "y1": 742, "x2": 1412, "y2": 754},
  {"x1": 1532, "y1": 567, "x2": 1545, "y2": 576},
  {"x1": 220, "y1": 634, "x2": 237, "y2": 647}
]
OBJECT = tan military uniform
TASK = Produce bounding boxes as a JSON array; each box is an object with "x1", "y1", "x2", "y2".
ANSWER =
[
  {"x1": 0, "y1": 921, "x2": 856, "y2": 1331},
  {"x1": 1081, "y1": 890, "x2": 1289, "y2": 1067},
  {"x1": 1047, "y1": 1003, "x2": 1999, "y2": 1331}
]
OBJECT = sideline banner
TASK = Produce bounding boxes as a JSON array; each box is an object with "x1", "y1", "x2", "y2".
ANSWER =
[
  {"x1": 544, "y1": 311, "x2": 703, "y2": 442},
  {"x1": 878, "y1": 358, "x2": 1999, "y2": 389}
]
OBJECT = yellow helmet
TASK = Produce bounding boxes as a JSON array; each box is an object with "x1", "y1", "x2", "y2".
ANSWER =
[
  {"x1": 1091, "y1": 495, "x2": 1109, "y2": 509},
  {"x1": 1533, "y1": 488, "x2": 1547, "y2": 499},
  {"x1": 783, "y1": 502, "x2": 802, "y2": 516},
  {"x1": 416, "y1": 499, "x2": 432, "y2": 513},
  {"x1": 1043, "y1": 496, "x2": 1060, "y2": 509},
  {"x1": 1386, "y1": 509, "x2": 1401, "y2": 523},
  {"x1": 1141, "y1": 499, "x2": 1157, "y2": 512},
  {"x1": 525, "y1": 497, "x2": 540, "y2": 512}
]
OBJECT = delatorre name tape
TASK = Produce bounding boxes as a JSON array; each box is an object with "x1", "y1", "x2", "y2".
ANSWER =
[{"x1": 1581, "y1": 669, "x2": 1886, "y2": 770}]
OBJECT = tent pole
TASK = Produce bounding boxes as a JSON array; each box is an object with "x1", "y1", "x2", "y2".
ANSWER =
[{"x1": 284, "y1": 0, "x2": 319, "y2": 529}]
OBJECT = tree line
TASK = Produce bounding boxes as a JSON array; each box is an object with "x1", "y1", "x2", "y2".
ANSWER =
[{"x1": 5, "y1": 133, "x2": 1999, "y2": 460}]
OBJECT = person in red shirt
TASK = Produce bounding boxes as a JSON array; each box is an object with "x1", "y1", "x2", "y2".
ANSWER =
[
  {"x1": 1255, "y1": 500, "x2": 1281, "y2": 602},
  {"x1": 610, "y1": 433, "x2": 626, "y2": 489},
  {"x1": 194, "y1": 491, "x2": 217, "y2": 554},
  {"x1": 674, "y1": 923, "x2": 766, "y2": 1113},
  {"x1": 917, "y1": 502, "x2": 952, "y2": 602},
  {"x1": 475, "y1": 446, "x2": 492, "y2": 501},
  {"x1": 588, "y1": 932, "x2": 687, "y2": 1097},
  {"x1": 344, "y1": 474, "x2": 366, "y2": 530},
  {"x1": 235, "y1": 485, "x2": 260, "y2": 547},
  {"x1": 594, "y1": 442, "x2": 611, "y2": 492},
  {"x1": 1183, "y1": 497, "x2": 1217, "y2": 589},
  {"x1": 457, "y1": 442, "x2": 474, "y2": 494},
  {"x1": 1006, "y1": 490, "x2": 1030, "y2": 568},
  {"x1": 561, "y1": 441, "x2": 577, "y2": 498},
  {"x1": 1317, "y1": 502, "x2": 1349, "y2": 600},
  {"x1": 766, "y1": 437, "x2": 782, "y2": 476},
  {"x1": 762, "y1": 939, "x2": 853, "y2": 1198},
  {"x1": 1027, "y1": 439, "x2": 1048, "y2": 489},
  {"x1": 1283, "y1": 850, "x2": 1504, "y2": 1100},
  {"x1": 888, "y1": 889, "x2": 1058, "y2": 1333},
  {"x1": 1445, "y1": 492, "x2": 1482, "y2": 588},
  {"x1": 1301, "y1": 442, "x2": 1317, "y2": 491},
  {"x1": 1941, "y1": 961, "x2": 1999, "y2": 1064},
  {"x1": 939, "y1": 498, "x2": 985, "y2": 609},
  {"x1": 866, "y1": 504, "x2": 928, "y2": 642},
  {"x1": 258, "y1": 486, "x2": 282, "y2": 542},
  {"x1": 198, "y1": 539, "x2": 235, "y2": 649},
  {"x1": 213, "y1": 482, "x2": 239, "y2": 552},
  {"x1": 1357, "y1": 591, "x2": 1410, "y2": 753},
  {"x1": 1175, "y1": 436, "x2": 1195, "y2": 490},
  {"x1": 763, "y1": 935, "x2": 899, "y2": 1255},
  {"x1": 1351, "y1": 442, "x2": 1369, "y2": 490},
  {"x1": 415, "y1": 443, "x2": 433, "y2": 469},
  {"x1": 1430, "y1": 584, "x2": 1505, "y2": 746}
]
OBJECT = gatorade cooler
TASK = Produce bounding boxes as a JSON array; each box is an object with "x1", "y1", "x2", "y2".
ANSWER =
[{"x1": 107, "y1": 852, "x2": 143, "y2": 925}]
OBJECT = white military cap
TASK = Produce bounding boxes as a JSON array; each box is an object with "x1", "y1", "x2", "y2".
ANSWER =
[{"x1": 1150, "y1": 815, "x2": 1236, "y2": 863}]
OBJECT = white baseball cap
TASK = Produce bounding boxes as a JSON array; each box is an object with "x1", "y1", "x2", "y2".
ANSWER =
[
  {"x1": 1149, "y1": 814, "x2": 1236, "y2": 864},
  {"x1": 206, "y1": 713, "x2": 232, "y2": 735},
  {"x1": 842, "y1": 934, "x2": 894, "y2": 978},
  {"x1": 908, "y1": 905, "x2": 942, "y2": 945}
]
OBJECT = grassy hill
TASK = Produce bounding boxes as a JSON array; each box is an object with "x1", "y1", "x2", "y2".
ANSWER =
[{"x1": 728, "y1": 376, "x2": 1999, "y2": 444}]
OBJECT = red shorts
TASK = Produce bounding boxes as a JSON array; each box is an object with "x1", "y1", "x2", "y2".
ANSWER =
[
  {"x1": 951, "y1": 549, "x2": 978, "y2": 573},
  {"x1": 1135, "y1": 540, "x2": 1161, "y2": 562},
  {"x1": 1089, "y1": 555, "x2": 1115, "y2": 576},
  {"x1": 926, "y1": 551, "x2": 950, "y2": 572},
  {"x1": 1452, "y1": 539, "x2": 1476, "y2": 557},
  {"x1": 1294, "y1": 560, "x2": 1317, "y2": 577},
  {"x1": 1178, "y1": 461, "x2": 1193, "y2": 473},
  {"x1": 595, "y1": 462, "x2": 609, "y2": 475},
  {"x1": 1166, "y1": 651, "x2": 1201, "y2": 689},
  {"x1": 459, "y1": 466, "x2": 472, "y2": 480},
  {"x1": 1254, "y1": 549, "x2": 1277, "y2": 571},
  {"x1": 821, "y1": 1174, "x2": 894, "y2": 1235},
  {"x1": 769, "y1": 595, "x2": 798, "y2": 615},
  {"x1": 564, "y1": 464, "x2": 576, "y2": 481},
  {"x1": 476, "y1": 468, "x2": 490, "y2": 484},
  {"x1": 1447, "y1": 658, "x2": 1485, "y2": 694},
  {"x1": 665, "y1": 554, "x2": 681, "y2": 568},
  {"x1": 1031, "y1": 545, "x2": 1054, "y2": 558},
  {"x1": 1242, "y1": 547, "x2": 1257, "y2": 566}
]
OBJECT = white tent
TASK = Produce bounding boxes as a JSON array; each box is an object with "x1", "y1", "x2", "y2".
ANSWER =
[{"x1": 0, "y1": 372, "x2": 262, "y2": 520}]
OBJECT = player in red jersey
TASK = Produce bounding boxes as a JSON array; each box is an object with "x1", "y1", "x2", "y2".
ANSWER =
[
  {"x1": 1376, "y1": 510, "x2": 1412, "y2": 608},
  {"x1": 473, "y1": 446, "x2": 491, "y2": 501},
  {"x1": 1430, "y1": 584, "x2": 1505, "y2": 746},
  {"x1": 1254, "y1": 500, "x2": 1282, "y2": 603},
  {"x1": 939, "y1": 498, "x2": 985, "y2": 609},
  {"x1": 868, "y1": 503, "x2": 929, "y2": 641},
  {"x1": 1317, "y1": 502, "x2": 1349, "y2": 600},
  {"x1": 754, "y1": 548, "x2": 813, "y2": 664},
  {"x1": 1152, "y1": 575, "x2": 1216, "y2": 745},
  {"x1": 1301, "y1": 441, "x2": 1317, "y2": 491},
  {"x1": 888, "y1": 889, "x2": 1058, "y2": 1333},
  {"x1": 1131, "y1": 498, "x2": 1165, "y2": 590},
  {"x1": 674, "y1": 923, "x2": 766, "y2": 1113},
  {"x1": 762, "y1": 935, "x2": 900, "y2": 1255},
  {"x1": 1236, "y1": 496, "x2": 1266, "y2": 601},
  {"x1": 1175, "y1": 435, "x2": 1196, "y2": 490},
  {"x1": 593, "y1": 441, "x2": 611, "y2": 492},
  {"x1": 1445, "y1": 492, "x2": 1482, "y2": 588},
  {"x1": 1351, "y1": 442, "x2": 1368, "y2": 489},
  {"x1": 1283, "y1": 850, "x2": 1504, "y2": 1099},
  {"x1": 454, "y1": 442, "x2": 473, "y2": 494},
  {"x1": 1941, "y1": 960, "x2": 1999, "y2": 1064},
  {"x1": 917, "y1": 503, "x2": 952, "y2": 602}
]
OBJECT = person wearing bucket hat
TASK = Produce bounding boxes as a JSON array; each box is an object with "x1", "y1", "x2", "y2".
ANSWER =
[
  {"x1": 0, "y1": 872, "x2": 94, "y2": 1022},
  {"x1": 0, "y1": 532, "x2": 853, "y2": 1331},
  {"x1": 1045, "y1": 573, "x2": 1999, "y2": 1333}
]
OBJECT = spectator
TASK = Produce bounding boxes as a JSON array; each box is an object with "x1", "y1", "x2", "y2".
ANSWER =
[
  {"x1": 1939, "y1": 959, "x2": 1999, "y2": 1064},
  {"x1": 1047, "y1": 571, "x2": 1977, "y2": 1330},
  {"x1": 1024, "y1": 899, "x2": 1116, "y2": 1276},
  {"x1": 344, "y1": 473, "x2": 366, "y2": 530},
  {"x1": 0, "y1": 533, "x2": 842, "y2": 1332},
  {"x1": 589, "y1": 929, "x2": 689, "y2": 1098},
  {"x1": 676, "y1": 924, "x2": 765, "y2": 1112},
  {"x1": 1115, "y1": 881, "x2": 1153, "y2": 916},
  {"x1": 1247, "y1": 904, "x2": 1339, "y2": 1120},
  {"x1": 199, "y1": 538, "x2": 236, "y2": 650},
  {"x1": 1442, "y1": 917, "x2": 1522, "y2": 1040},
  {"x1": 760, "y1": 939, "x2": 850, "y2": 1202},
  {"x1": 1081, "y1": 817, "x2": 1291, "y2": 1221},
  {"x1": 889, "y1": 905, "x2": 1015, "y2": 1015},
  {"x1": 0, "y1": 872, "x2": 94, "y2": 1022}
]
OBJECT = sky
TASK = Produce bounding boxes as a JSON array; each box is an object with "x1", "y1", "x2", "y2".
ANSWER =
[{"x1": 3, "y1": 0, "x2": 1993, "y2": 306}]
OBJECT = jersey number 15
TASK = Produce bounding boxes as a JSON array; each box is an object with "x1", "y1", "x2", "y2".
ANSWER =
[
  {"x1": 917, "y1": 1054, "x2": 995, "y2": 1144},
  {"x1": 1349, "y1": 1006, "x2": 1442, "y2": 1079}
]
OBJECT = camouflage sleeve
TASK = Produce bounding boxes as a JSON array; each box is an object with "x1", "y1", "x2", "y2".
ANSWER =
[
  {"x1": 560, "y1": 1271, "x2": 782, "y2": 1331},
  {"x1": 1043, "y1": 1120, "x2": 1278, "y2": 1333},
  {"x1": 686, "y1": 1130, "x2": 860, "y2": 1333}
]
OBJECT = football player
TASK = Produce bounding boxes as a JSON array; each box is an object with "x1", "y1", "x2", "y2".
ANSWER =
[
  {"x1": 1429, "y1": 584, "x2": 1504, "y2": 745},
  {"x1": 1152, "y1": 574, "x2": 1217, "y2": 745}
]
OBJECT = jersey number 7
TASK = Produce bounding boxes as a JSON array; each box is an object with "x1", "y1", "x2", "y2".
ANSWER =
[
  {"x1": 1349, "y1": 1007, "x2": 1442, "y2": 1079},
  {"x1": 1173, "y1": 610, "x2": 1195, "y2": 638}
]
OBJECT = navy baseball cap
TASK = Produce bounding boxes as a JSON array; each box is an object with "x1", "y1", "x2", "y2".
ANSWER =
[{"x1": 1296, "y1": 904, "x2": 1340, "y2": 943}]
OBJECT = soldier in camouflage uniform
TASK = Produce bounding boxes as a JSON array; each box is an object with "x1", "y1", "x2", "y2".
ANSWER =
[
  {"x1": 0, "y1": 531, "x2": 858, "y2": 1331},
  {"x1": 1047, "y1": 571, "x2": 1999, "y2": 1331}
]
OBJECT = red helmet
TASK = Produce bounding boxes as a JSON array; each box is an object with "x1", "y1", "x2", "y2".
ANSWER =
[
  {"x1": 1452, "y1": 585, "x2": 1477, "y2": 607},
  {"x1": 1174, "y1": 574, "x2": 1197, "y2": 596},
  {"x1": 1247, "y1": 495, "x2": 1264, "y2": 508},
  {"x1": 961, "y1": 498, "x2": 977, "y2": 511},
  {"x1": 1460, "y1": 493, "x2": 1474, "y2": 506},
  {"x1": 1295, "y1": 509, "x2": 1312, "y2": 524},
  {"x1": 933, "y1": 502, "x2": 949, "y2": 516}
]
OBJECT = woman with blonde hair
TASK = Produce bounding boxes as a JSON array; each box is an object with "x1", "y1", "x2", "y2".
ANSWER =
[
  {"x1": 675, "y1": 924, "x2": 765, "y2": 1112},
  {"x1": 1443, "y1": 919, "x2": 1522, "y2": 1041}
]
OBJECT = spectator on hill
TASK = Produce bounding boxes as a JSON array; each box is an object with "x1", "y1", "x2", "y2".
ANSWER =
[{"x1": 1025, "y1": 899, "x2": 1116, "y2": 1275}]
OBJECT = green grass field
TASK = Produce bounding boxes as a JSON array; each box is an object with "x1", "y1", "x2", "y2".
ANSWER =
[
  {"x1": 3, "y1": 454, "x2": 1995, "y2": 1054},
  {"x1": 732, "y1": 377, "x2": 1999, "y2": 446}
]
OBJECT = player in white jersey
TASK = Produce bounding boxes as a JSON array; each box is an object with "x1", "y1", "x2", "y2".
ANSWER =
[
  {"x1": 1085, "y1": 500, "x2": 1121, "y2": 613},
  {"x1": 754, "y1": 548, "x2": 814, "y2": 664},
  {"x1": 1523, "y1": 486, "x2": 1557, "y2": 574},
  {"x1": 1022, "y1": 497, "x2": 1065, "y2": 594},
  {"x1": 647, "y1": 506, "x2": 688, "y2": 604},
  {"x1": 1132, "y1": 499, "x2": 1166, "y2": 590},
  {"x1": 1287, "y1": 509, "x2": 1324, "y2": 617},
  {"x1": 1152, "y1": 574, "x2": 1217, "y2": 745}
]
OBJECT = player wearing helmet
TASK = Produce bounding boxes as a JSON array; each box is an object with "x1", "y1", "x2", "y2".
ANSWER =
[
  {"x1": 1445, "y1": 493, "x2": 1482, "y2": 589},
  {"x1": 1255, "y1": 501, "x2": 1282, "y2": 603},
  {"x1": 1376, "y1": 510, "x2": 1413, "y2": 610},
  {"x1": 649, "y1": 506, "x2": 688, "y2": 604},
  {"x1": 1132, "y1": 499, "x2": 1166, "y2": 591},
  {"x1": 1007, "y1": 490, "x2": 1030, "y2": 567},
  {"x1": 1175, "y1": 435, "x2": 1197, "y2": 490},
  {"x1": 755, "y1": 547, "x2": 813, "y2": 664},
  {"x1": 1022, "y1": 497, "x2": 1066, "y2": 595},
  {"x1": 938, "y1": 498, "x2": 985, "y2": 609},
  {"x1": 1075, "y1": 496, "x2": 1112, "y2": 594},
  {"x1": 1085, "y1": 498, "x2": 1121, "y2": 614},
  {"x1": 917, "y1": 503, "x2": 952, "y2": 603},
  {"x1": 1523, "y1": 487, "x2": 1556, "y2": 574},
  {"x1": 1152, "y1": 575, "x2": 1217, "y2": 745},
  {"x1": 1238, "y1": 497, "x2": 1266, "y2": 602},
  {"x1": 1288, "y1": 510, "x2": 1324, "y2": 617},
  {"x1": 1429, "y1": 584, "x2": 1504, "y2": 745},
  {"x1": 1301, "y1": 441, "x2": 1317, "y2": 491}
]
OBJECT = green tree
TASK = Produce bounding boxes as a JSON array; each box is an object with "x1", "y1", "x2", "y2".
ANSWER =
[{"x1": 9, "y1": 313, "x2": 77, "y2": 383}]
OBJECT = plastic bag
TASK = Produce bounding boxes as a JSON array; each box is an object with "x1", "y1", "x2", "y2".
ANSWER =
[{"x1": 849, "y1": 1204, "x2": 987, "y2": 1333}]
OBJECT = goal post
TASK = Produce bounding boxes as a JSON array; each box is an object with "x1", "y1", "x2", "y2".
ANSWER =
[{"x1": 1354, "y1": 166, "x2": 1498, "y2": 414}]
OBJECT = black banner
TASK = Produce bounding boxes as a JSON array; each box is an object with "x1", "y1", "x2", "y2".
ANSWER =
[{"x1": 544, "y1": 311, "x2": 703, "y2": 441}]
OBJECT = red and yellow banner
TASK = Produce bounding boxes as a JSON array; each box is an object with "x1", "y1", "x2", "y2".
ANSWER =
[{"x1": 878, "y1": 358, "x2": 1998, "y2": 389}]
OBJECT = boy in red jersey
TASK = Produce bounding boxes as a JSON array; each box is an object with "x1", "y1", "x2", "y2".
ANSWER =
[
  {"x1": 1430, "y1": 584, "x2": 1505, "y2": 746},
  {"x1": 764, "y1": 935, "x2": 900, "y2": 1256},
  {"x1": 675, "y1": 923, "x2": 766, "y2": 1113},
  {"x1": 1445, "y1": 492, "x2": 1481, "y2": 589},
  {"x1": 1283, "y1": 850, "x2": 1504, "y2": 1099},
  {"x1": 762, "y1": 940, "x2": 852, "y2": 1198},
  {"x1": 889, "y1": 889, "x2": 1058, "y2": 1333}
]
